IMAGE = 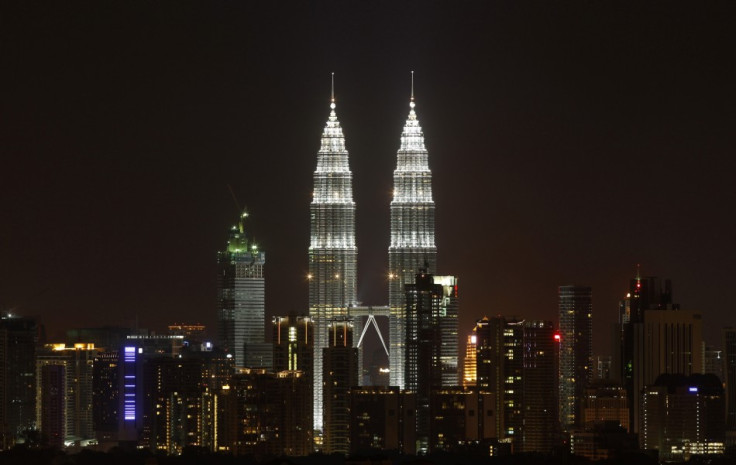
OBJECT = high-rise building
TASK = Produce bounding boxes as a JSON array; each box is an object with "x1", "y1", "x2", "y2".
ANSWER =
[
  {"x1": 475, "y1": 317, "x2": 560, "y2": 453},
  {"x1": 349, "y1": 386, "x2": 416, "y2": 455},
  {"x1": 308, "y1": 85, "x2": 357, "y2": 433},
  {"x1": 558, "y1": 285, "x2": 592, "y2": 429},
  {"x1": 216, "y1": 211, "x2": 269, "y2": 369},
  {"x1": 429, "y1": 387, "x2": 496, "y2": 453},
  {"x1": 475, "y1": 316, "x2": 505, "y2": 439},
  {"x1": 36, "y1": 343, "x2": 98, "y2": 446},
  {"x1": 641, "y1": 373, "x2": 725, "y2": 460},
  {"x1": 322, "y1": 318, "x2": 358, "y2": 454},
  {"x1": 613, "y1": 272, "x2": 703, "y2": 434},
  {"x1": 704, "y1": 345, "x2": 724, "y2": 382},
  {"x1": 93, "y1": 350, "x2": 119, "y2": 444},
  {"x1": 273, "y1": 314, "x2": 313, "y2": 373},
  {"x1": 724, "y1": 327, "x2": 736, "y2": 430},
  {"x1": 593, "y1": 355, "x2": 612, "y2": 380},
  {"x1": 519, "y1": 320, "x2": 559, "y2": 454},
  {"x1": 463, "y1": 333, "x2": 477, "y2": 387},
  {"x1": 223, "y1": 368, "x2": 312, "y2": 457},
  {"x1": 389, "y1": 83, "x2": 437, "y2": 390},
  {"x1": 404, "y1": 269, "x2": 458, "y2": 453},
  {"x1": 581, "y1": 383, "x2": 629, "y2": 431},
  {"x1": 0, "y1": 314, "x2": 37, "y2": 448}
]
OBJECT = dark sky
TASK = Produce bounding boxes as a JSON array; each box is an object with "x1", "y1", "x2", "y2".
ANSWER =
[{"x1": 2, "y1": 1, "x2": 735, "y2": 354}]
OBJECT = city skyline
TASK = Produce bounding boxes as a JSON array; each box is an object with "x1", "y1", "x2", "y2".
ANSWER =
[{"x1": 2, "y1": 2, "x2": 735, "y2": 354}]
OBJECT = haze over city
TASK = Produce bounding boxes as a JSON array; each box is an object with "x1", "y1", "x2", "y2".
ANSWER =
[{"x1": 3, "y1": 1, "x2": 734, "y2": 353}]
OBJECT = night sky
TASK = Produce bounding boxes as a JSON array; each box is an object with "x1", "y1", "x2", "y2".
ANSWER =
[{"x1": 2, "y1": 1, "x2": 735, "y2": 354}]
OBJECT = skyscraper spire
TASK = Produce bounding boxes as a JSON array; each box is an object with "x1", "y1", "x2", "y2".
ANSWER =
[
  {"x1": 309, "y1": 75, "x2": 357, "y2": 433},
  {"x1": 388, "y1": 73, "x2": 437, "y2": 389},
  {"x1": 410, "y1": 70, "x2": 415, "y2": 102}
]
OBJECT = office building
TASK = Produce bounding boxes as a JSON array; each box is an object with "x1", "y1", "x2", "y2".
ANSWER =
[
  {"x1": 217, "y1": 210, "x2": 270, "y2": 369},
  {"x1": 705, "y1": 345, "x2": 724, "y2": 382},
  {"x1": 475, "y1": 317, "x2": 559, "y2": 453},
  {"x1": 463, "y1": 333, "x2": 477, "y2": 387},
  {"x1": 36, "y1": 343, "x2": 98, "y2": 446},
  {"x1": 273, "y1": 314, "x2": 313, "y2": 373},
  {"x1": 641, "y1": 373, "x2": 725, "y2": 461},
  {"x1": 519, "y1": 320, "x2": 559, "y2": 454},
  {"x1": 0, "y1": 314, "x2": 37, "y2": 448},
  {"x1": 404, "y1": 269, "x2": 458, "y2": 453},
  {"x1": 475, "y1": 316, "x2": 505, "y2": 439},
  {"x1": 581, "y1": 383, "x2": 629, "y2": 431},
  {"x1": 322, "y1": 318, "x2": 358, "y2": 454},
  {"x1": 223, "y1": 368, "x2": 312, "y2": 456},
  {"x1": 92, "y1": 350, "x2": 119, "y2": 444},
  {"x1": 614, "y1": 273, "x2": 703, "y2": 434},
  {"x1": 349, "y1": 386, "x2": 416, "y2": 455},
  {"x1": 308, "y1": 87, "x2": 357, "y2": 432},
  {"x1": 389, "y1": 82, "x2": 437, "y2": 390},
  {"x1": 724, "y1": 328, "x2": 736, "y2": 430},
  {"x1": 430, "y1": 387, "x2": 496, "y2": 453},
  {"x1": 558, "y1": 285, "x2": 592, "y2": 429}
]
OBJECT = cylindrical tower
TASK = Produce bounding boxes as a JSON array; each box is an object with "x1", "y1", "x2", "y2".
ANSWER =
[
  {"x1": 309, "y1": 87, "x2": 357, "y2": 434},
  {"x1": 388, "y1": 86, "x2": 437, "y2": 389}
]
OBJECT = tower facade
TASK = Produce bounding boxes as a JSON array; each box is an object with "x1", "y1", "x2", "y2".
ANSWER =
[
  {"x1": 389, "y1": 92, "x2": 437, "y2": 389},
  {"x1": 216, "y1": 212, "x2": 268, "y2": 368},
  {"x1": 0, "y1": 314, "x2": 37, "y2": 448},
  {"x1": 309, "y1": 94, "x2": 357, "y2": 432},
  {"x1": 724, "y1": 327, "x2": 736, "y2": 430},
  {"x1": 322, "y1": 318, "x2": 359, "y2": 454},
  {"x1": 558, "y1": 285, "x2": 593, "y2": 429}
]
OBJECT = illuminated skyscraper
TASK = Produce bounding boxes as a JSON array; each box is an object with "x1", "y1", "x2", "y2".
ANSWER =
[
  {"x1": 558, "y1": 285, "x2": 593, "y2": 429},
  {"x1": 309, "y1": 81, "x2": 357, "y2": 432},
  {"x1": 463, "y1": 333, "x2": 478, "y2": 387},
  {"x1": 216, "y1": 211, "x2": 269, "y2": 369},
  {"x1": 389, "y1": 77, "x2": 437, "y2": 389}
]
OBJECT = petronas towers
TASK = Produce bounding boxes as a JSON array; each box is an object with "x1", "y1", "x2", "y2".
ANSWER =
[{"x1": 309, "y1": 75, "x2": 437, "y2": 431}]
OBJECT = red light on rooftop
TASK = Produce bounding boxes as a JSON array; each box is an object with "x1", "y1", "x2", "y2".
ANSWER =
[{"x1": 554, "y1": 333, "x2": 561, "y2": 342}]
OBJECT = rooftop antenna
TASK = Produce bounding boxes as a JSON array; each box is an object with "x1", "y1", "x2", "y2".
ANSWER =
[{"x1": 410, "y1": 70, "x2": 415, "y2": 102}]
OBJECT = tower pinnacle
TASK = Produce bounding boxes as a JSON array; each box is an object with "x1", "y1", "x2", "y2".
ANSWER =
[
  {"x1": 410, "y1": 70, "x2": 415, "y2": 104},
  {"x1": 331, "y1": 72, "x2": 336, "y2": 109}
]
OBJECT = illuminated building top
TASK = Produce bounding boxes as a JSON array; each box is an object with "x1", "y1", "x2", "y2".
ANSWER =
[
  {"x1": 309, "y1": 75, "x2": 357, "y2": 432},
  {"x1": 389, "y1": 73, "x2": 438, "y2": 389}
]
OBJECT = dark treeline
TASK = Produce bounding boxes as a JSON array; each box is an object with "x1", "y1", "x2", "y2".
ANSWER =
[{"x1": 4, "y1": 446, "x2": 735, "y2": 465}]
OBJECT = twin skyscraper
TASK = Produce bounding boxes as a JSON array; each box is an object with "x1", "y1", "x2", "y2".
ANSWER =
[{"x1": 309, "y1": 74, "x2": 438, "y2": 431}]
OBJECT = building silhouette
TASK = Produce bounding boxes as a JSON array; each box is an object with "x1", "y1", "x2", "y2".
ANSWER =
[
  {"x1": 429, "y1": 386, "x2": 496, "y2": 453},
  {"x1": 308, "y1": 87, "x2": 357, "y2": 433},
  {"x1": 724, "y1": 327, "x2": 736, "y2": 430},
  {"x1": 558, "y1": 285, "x2": 592, "y2": 429},
  {"x1": 474, "y1": 317, "x2": 559, "y2": 453},
  {"x1": 389, "y1": 86, "x2": 438, "y2": 391},
  {"x1": 322, "y1": 318, "x2": 358, "y2": 454},
  {"x1": 0, "y1": 314, "x2": 37, "y2": 448},
  {"x1": 349, "y1": 386, "x2": 416, "y2": 455},
  {"x1": 614, "y1": 272, "x2": 703, "y2": 434},
  {"x1": 223, "y1": 368, "x2": 312, "y2": 456},
  {"x1": 404, "y1": 269, "x2": 458, "y2": 453},
  {"x1": 519, "y1": 320, "x2": 559, "y2": 453},
  {"x1": 641, "y1": 373, "x2": 725, "y2": 460},
  {"x1": 92, "y1": 349, "x2": 119, "y2": 445}
]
